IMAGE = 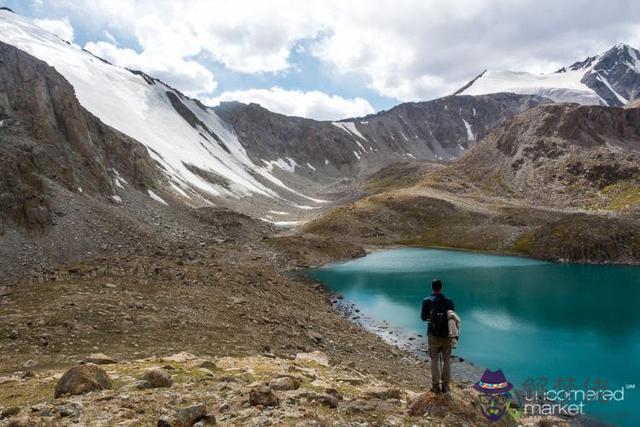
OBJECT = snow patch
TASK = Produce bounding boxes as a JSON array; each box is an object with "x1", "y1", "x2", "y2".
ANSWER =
[
  {"x1": 269, "y1": 210, "x2": 289, "y2": 215},
  {"x1": 291, "y1": 204, "x2": 320, "y2": 210},
  {"x1": 148, "y1": 189, "x2": 168, "y2": 205},
  {"x1": 170, "y1": 182, "x2": 191, "y2": 199},
  {"x1": 462, "y1": 118, "x2": 475, "y2": 141},
  {"x1": 595, "y1": 73, "x2": 628, "y2": 104},
  {"x1": 353, "y1": 150, "x2": 361, "y2": 160},
  {"x1": 262, "y1": 157, "x2": 299, "y2": 173},
  {"x1": 260, "y1": 219, "x2": 303, "y2": 227},
  {"x1": 306, "y1": 162, "x2": 316, "y2": 171},
  {"x1": 111, "y1": 195, "x2": 122, "y2": 203},
  {"x1": 332, "y1": 121, "x2": 367, "y2": 141},
  {"x1": 458, "y1": 68, "x2": 602, "y2": 105}
]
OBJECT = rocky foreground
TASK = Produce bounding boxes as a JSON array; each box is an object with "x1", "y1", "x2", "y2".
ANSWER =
[
  {"x1": 0, "y1": 217, "x2": 572, "y2": 426},
  {"x1": 0, "y1": 351, "x2": 568, "y2": 426}
]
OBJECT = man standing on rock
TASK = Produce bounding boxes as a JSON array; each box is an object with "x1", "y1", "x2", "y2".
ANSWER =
[{"x1": 421, "y1": 278, "x2": 455, "y2": 393}]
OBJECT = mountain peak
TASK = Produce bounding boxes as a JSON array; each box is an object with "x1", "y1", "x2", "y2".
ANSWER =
[{"x1": 457, "y1": 43, "x2": 640, "y2": 107}]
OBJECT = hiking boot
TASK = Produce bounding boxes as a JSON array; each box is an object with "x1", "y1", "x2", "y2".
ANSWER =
[
  {"x1": 431, "y1": 384, "x2": 441, "y2": 394},
  {"x1": 441, "y1": 383, "x2": 450, "y2": 393}
]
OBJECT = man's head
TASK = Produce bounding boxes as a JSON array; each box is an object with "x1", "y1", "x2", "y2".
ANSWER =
[{"x1": 432, "y1": 278, "x2": 443, "y2": 293}]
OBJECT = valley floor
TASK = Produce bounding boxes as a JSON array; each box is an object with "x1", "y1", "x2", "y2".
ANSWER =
[
  {"x1": 0, "y1": 215, "x2": 575, "y2": 426},
  {"x1": 1, "y1": 159, "x2": 629, "y2": 426}
]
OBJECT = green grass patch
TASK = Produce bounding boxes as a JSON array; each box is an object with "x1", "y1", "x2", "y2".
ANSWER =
[
  {"x1": 601, "y1": 182, "x2": 640, "y2": 211},
  {"x1": 0, "y1": 378, "x2": 56, "y2": 407},
  {"x1": 512, "y1": 231, "x2": 537, "y2": 255}
]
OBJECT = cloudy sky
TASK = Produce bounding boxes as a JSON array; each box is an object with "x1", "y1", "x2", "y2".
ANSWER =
[{"x1": 3, "y1": 0, "x2": 640, "y2": 120}]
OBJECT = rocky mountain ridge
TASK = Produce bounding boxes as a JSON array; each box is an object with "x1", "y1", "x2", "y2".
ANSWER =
[{"x1": 431, "y1": 103, "x2": 640, "y2": 210}]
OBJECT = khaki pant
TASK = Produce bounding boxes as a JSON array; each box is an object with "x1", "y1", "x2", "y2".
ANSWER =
[{"x1": 428, "y1": 334, "x2": 452, "y2": 386}]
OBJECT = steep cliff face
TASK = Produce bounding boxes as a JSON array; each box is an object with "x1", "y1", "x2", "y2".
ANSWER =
[{"x1": 0, "y1": 41, "x2": 158, "y2": 231}]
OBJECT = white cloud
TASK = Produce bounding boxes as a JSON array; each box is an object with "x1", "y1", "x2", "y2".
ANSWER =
[
  {"x1": 311, "y1": 0, "x2": 640, "y2": 101},
  {"x1": 44, "y1": 0, "x2": 326, "y2": 73},
  {"x1": 38, "y1": 0, "x2": 640, "y2": 102},
  {"x1": 84, "y1": 41, "x2": 217, "y2": 96},
  {"x1": 205, "y1": 87, "x2": 374, "y2": 121},
  {"x1": 33, "y1": 17, "x2": 74, "y2": 42}
]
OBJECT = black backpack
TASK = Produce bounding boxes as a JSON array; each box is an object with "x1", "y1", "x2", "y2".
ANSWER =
[{"x1": 429, "y1": 300, "x2": 449, "y2": 337}]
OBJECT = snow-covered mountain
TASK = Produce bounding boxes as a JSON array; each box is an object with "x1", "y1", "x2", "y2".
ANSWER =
[
  {"x1": 456, "y1": 44, "x2": 640, "y2": 107},
  {"x1": 0, "y1": 9, "x2": 549, "y2": 222},
  {"x1": 0, "y1": 9, "x2": 332, "y2": 213}
]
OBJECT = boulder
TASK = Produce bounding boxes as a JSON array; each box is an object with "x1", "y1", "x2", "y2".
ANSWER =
[
  {"x1": 408, "y1": 392, "x2": 435, "y2": 417},
  {"x1": 157, "y1": 405, "x2": 212, "y2": 427},
  {"x1": 29, "y1": 403, "x2": 53, "y2": 417},
  {"x1": 268, "y1": 376, "x2": 301, "y2": 391},
  {"x1": 22, "y1": 360, "x2": 37, "y2": 369},
  {"x1": 81, "y1": 353, "x2": 118, "y2": 365},
  {"x1": 57, "y1": 401, "x2": 83, "y2": 417},
  {"x1": 4, "y1": 415, "x2": 40, "y2": 427},
  {"x1": 306, "y1": 331, "x2": 323, "y2": 343},
  {"x1": 54, "y1": 364, "x2": 112, "y2": 398},
  {"x1": 249, "y1": 385, "x2": 279, "y2": 407},
  {"x1": 363, "y1": 386, "x2": 402, "y2": 400},
  {"x1": 175, "y1": 405, "x2": 208, "y2": 426},
  {"x1": 337, "y1": 377, "x2": 365, "y2": 385},
  {"x1": 137, "y1": 368, "x2": 173, "y2": 389},
  {"x1": 306, "y1": 392, "x2": 338, "y2": 408},
  {"x1": 161, "y1": 352, "x2": 196, "y2": 363},
  {"x1": 1, "y1": 407, "x2": 20, "y2": 418},
  {"x1": 343, "y1": 399, "x2": 377, "y2": 415},
  {"x1": 294, "y1": 351, "x2": 330, "y2": 367},
  {"x1": 197, "y1": 368, "x2": 214, "y2": 377},
  {"x1": 198, "y1": 360, "x2": 217, "y2": 370}
]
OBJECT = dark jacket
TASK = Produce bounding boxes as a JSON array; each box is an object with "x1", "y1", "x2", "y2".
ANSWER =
[{"x1": 421, "y1": 293, "x2": 455, "y2": 334}]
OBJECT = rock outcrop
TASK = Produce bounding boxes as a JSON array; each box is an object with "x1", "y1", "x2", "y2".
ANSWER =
[
  {"x1": 54, "y1": 364, "x2": 112, "y2": 398},
  {"x1": 0, "y1": 41, "x2": 159, "y2": 232}
]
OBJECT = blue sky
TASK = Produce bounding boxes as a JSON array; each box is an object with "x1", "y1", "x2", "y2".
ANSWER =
[{"x1": 2, "y1": 0, "x2": 639, "y2": 120}]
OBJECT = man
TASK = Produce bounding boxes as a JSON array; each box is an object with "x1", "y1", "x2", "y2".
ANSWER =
[{"x1": 421, "y1": 278, "x2": 455, "y2": 393}]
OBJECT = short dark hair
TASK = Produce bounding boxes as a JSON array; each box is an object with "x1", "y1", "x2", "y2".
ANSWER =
[{"x1": 432, "y1": 278, "x2": 443, "y2": 291}]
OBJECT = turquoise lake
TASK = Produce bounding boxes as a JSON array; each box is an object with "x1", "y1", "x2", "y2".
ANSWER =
[{"x1": 309, "y1": 248, "x2": 640, "y2": 426}]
